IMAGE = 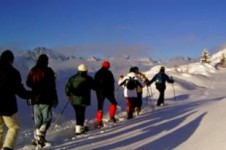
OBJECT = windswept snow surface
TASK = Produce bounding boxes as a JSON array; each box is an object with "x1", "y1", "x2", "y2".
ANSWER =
[{"x1": 15, "y1": 60, "x2": 226, "y2": 150}]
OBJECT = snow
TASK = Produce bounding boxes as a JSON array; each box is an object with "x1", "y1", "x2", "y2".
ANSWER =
[
  {"x1": 8, "y1": 49, "x2": 226, "y2": 150},
  {"x1": 210, "y1": 48, "x2": 226, "y2": 64}
]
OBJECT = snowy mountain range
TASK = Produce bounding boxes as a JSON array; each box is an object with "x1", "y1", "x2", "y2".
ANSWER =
[
  {"x1": 14, "y1": 47, "x2": 198, "y2": 69},
  {"x1": 4, "y1": 47, "x2": 226, "y2": 149}
]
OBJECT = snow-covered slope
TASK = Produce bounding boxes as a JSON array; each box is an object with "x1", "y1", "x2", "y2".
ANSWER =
[
  {"x1": 5, "y1": 48, "x2": 226, "y2": 149},
  {"x1": 17, "y1": 68, "x2": 226, "y2": 150},
  {"x1": 210, "y1": 48, "x2": 226, "y2": 65}
]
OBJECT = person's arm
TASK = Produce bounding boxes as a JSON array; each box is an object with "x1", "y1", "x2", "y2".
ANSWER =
[
  {"x1": 65, "y1": 77, "x2": 73, "y2": 98},
  {"x1": 118, "y1": 75, "x2": 127, "y2": 86},
  {"x1": 165, "y1": 74, "x2": 174, "y2": 83},
  {"x1": 138, "y1": 72, "x2": 148, "y2": 82},
  {"x1": 26, "y1": 70, "x2": 33, "y2": 88},
  {"x1": 15, "y1": 70, "x2": 32, "y2": 99},
  {"x1": 146, "y1": 74, "x2": 157, "y2": 86},
  {"x1": 90, "y1": 76, "x2": 96, "y2": 91}
]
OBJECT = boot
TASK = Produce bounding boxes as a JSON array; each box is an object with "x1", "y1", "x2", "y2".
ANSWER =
[
  {"x1": 96, "y1": 122, "x2": 103, "y2": 129},
  {"x1": 109, "y1": 104, "x2": 117, "y2": 122},
  {"x1": 33, "y1": 134, "x2": 47, "y2": 148},
  {"x1": 135, "y1": 107, "x2": 140, "y2": 116},
  {"x1": 32, "y1": 128, "x2": 48, "y2": 147},
  {"x1": 39, "y1": 124, "x2": 47, "y2": 135},
  {"x1": 96, "y1": 111, "x2": 103, "y2": 128},
  {"x1": 75, "y1": 125, "x2": 83, "y2": 135},
  {"x1": 83, "y1": 126, "x2": 89, "y2": 132}
]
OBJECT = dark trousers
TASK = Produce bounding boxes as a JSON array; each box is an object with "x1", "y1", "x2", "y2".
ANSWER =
[
  {"x1": 96, "y1": 92, "x2": 117, "y2": 111},
  {"x1": 72, "y1": 105, "x2": 86, "y2": 126},
  {"x1": 137, "y1": 93, "x2": 142, "y2": 110},
  {"x1": 157, "y1": 89, "x2": 165, "y2": 106}
]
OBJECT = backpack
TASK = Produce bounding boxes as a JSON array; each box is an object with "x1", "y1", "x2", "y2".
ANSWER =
[
  {"x1": 155, "y1": 74, "x2": 163, "y2": 85},
  {"x1": 126, "y1": 77, "x2": 137, "y2": 90}
]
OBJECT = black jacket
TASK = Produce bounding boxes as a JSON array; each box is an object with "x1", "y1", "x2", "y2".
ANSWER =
[
  {"x1": 0, "y1": 62, "x2": 30, "y2": 116},
  {"x1": 94, "y1": 67, "x2": 115, "y2": 95},
  {"x1": 26, "y1": 66, "x2": 58, "y2": 105}
]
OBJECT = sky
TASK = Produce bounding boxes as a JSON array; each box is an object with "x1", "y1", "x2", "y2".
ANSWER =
[
  {"x1": 15, "y1": 49, "x2": 226, "y2": 149},
  {"x1": 1, "y1": 0, "x2": 226, "y2": 60}
]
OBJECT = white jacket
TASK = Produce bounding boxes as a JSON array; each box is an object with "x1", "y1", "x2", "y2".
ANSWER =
[{"x1": 118, "y1": 72, "x2": 139, "y2": 98}]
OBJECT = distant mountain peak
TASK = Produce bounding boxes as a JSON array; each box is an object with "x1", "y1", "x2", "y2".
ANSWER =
[{"x1": 18, "y1": 47, "x2": 69, "y2": 61}]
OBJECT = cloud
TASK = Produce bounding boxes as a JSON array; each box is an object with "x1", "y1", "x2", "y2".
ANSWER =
[{"x1": 54, "y1": 44, "x2": 154, "y2": 58}]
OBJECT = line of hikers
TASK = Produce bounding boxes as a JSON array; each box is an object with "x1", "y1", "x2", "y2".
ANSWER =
[{"x1": 0, "y1": 49, "x2": 174, "y2": 150}]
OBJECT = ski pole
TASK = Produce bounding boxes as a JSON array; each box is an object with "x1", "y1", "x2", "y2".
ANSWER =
[
  {"x1": 28, "y1": 99, "x2": 35, "y2": 128},
  {"x1": 146, "y1": 86, "x2": 155, "y2": 111},
  {"x1": 170, "y1": 76, "x2": 176, "y2": 101},
  {"x1": 172, "y1": 83, "x2": 176, "y2": 101},
  {"x1": 114, "y1": 85, "x2": 120, "y2": 98},
  {"x1": 60, "y1": 100, "x2": 70, "y2": 114},
  {"x1": 53, "y1": 100, "x2": 70, "y2": 124}
]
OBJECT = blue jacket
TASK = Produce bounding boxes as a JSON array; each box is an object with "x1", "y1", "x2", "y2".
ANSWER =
[{"x1": 149, "y1": 72, "x2": 174, "y2": 90}]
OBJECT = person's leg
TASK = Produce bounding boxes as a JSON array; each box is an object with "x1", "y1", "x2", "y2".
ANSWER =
[
  {"x1": 96, "y1": 92, "x2": 105, "y2": 127},
  {"x1": 107, "y1": 94, "x2": 118, "y2": 121},
  {"x1": 74, "y1": 105, "x2": 86, "y2": 126},
  {"x1": 33, "y1": 105, "x2": 42, "y2": 131},
  {"x1": 73, "y1": 105, "x2": 87, "y2": 134},
  {"x1": 137, "y1": 93, "x2": 142, "y2": 111},
  {"x1": 32, "y1": 104, "x2": 43, "y2": 145},
  {"x1": 159, "y1": 89, "x2": 165, "y2": 105},
  {"x1": 131, "y1": 97, "x2": 138, "y2": 115},
  {"x1": 157, "y1": 88, "x2": 163, "y2": 106},
  {"x1": 3, "y1": 114, "x2": 20, "y2": 150},
  {"x1": 126, "y1": 98, "x2": 133, "y2": 119},
  {"x1": 39, "y1": 105, "x2": 52, "y2": 135},
  {"x1": 33, "y1": 105, "x2": 52, "y2": 147},
  {"x1": 33, "y1": 105, "x2": 51, "y2": 145}
]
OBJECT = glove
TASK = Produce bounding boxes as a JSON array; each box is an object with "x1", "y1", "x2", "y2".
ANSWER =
[
  {"x1": 146, "y1": 80, "x2": 151, "y2": 86},
  {"x1": 118, "y1": 75, "x2": 124, "y2": 80},
  {"x1": 170, "y1": 76, "x2": 174, "y2": 83}
]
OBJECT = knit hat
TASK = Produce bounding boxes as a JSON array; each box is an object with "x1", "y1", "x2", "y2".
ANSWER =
[
  {"x1": 78, "y1": 64, "x2": 88, "y2": 72},
  {"x1": 102, "y1": 60, "x2": 110, "y2": 68},
  {"x1": 160, "y1": 66, "x2": 165, "y2": 72}
]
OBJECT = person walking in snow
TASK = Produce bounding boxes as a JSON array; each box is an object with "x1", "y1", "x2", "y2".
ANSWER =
[
  {"x1": 65, "y1": 64, "x2": 95, "y2": 135},
  {"x1": 118, "y1": 67, "x2": 142, "y2": 119},
  {"x1": 26, "y1": 54, "x2": 58, "y2": 148},
  {"x1": 94, "y1": 60, "x2": 118, "y2": 128},
  {"x1": 132, "y1": 66, "x2": 149, "y2": 115},
  {"x1": 147, "y1": 66, "x2": 174, "y2": 106},
  {"x1": 0, "y1": 50, "x2": 32, "y2": 150}
]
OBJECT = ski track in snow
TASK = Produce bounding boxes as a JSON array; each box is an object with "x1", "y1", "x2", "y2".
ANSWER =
[{"x1": 55, "y1": 70, "x2": 225, "y2": 150}]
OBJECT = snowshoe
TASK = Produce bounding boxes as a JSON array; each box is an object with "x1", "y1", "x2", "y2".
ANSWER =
[
  {"x1": 96, "y1": 122, "x2": 104, "y2": 129},
  {"x1": 108, "y1": 117, "x2": 117, "y2": 123},
  {"x1": 32, "y1": 135, "x2": 51, "y2": 149},
  {"x1": 84, "y1": 126, "x2": 89, "y2": 132}
]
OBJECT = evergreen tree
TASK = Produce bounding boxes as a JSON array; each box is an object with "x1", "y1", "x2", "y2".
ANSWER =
[
  {"x1": 219, "y1": 53, "x2": 226, "y2": 68},
  {"x1": 200, "y1": 49, "x2": 211, "y2": 63}
]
